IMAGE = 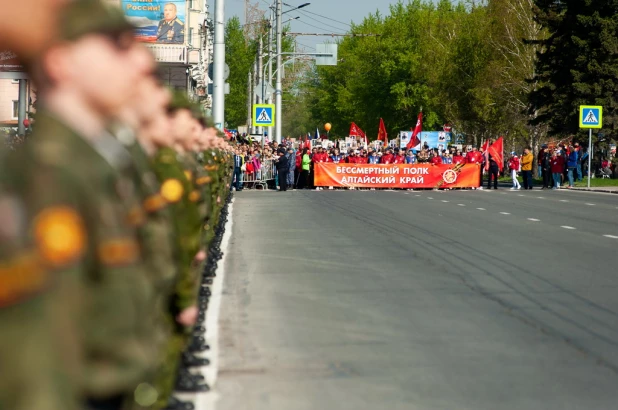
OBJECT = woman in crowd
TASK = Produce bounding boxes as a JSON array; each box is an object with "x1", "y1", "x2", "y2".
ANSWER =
[
  {"x1": 550, "y1": 149, "x2": 565, "y2": 189},
  {"x1": 405, "y1": 150, "x2": 417, "y2": 164},
  {"x1": 508, "y1": 151, "x2": 521, "y2": 190},
  {"x1": 298, "y1": 148, "x2": 311, "y2": 189}
]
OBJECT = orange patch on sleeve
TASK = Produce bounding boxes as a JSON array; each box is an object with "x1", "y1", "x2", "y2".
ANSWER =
[{"x1": 33, "y1": 207, "x2": 86, "y2": 268}]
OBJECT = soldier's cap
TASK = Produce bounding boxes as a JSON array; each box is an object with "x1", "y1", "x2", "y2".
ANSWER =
[
  {"x1": 59, "y1": 0, "x2": 135, "y2": 41},
  {"x1": 168, "y1": 90, "x2": 194, "y2": 112}
]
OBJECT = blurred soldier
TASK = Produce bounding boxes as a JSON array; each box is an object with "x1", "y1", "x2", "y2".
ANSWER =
[{"x1": 1, "y1": 2, "x2": 161, "y2": 410}]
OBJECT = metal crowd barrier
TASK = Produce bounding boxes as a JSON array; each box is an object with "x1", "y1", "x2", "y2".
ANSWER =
[{"x1": 241, "y1": 158, "x2": 276, "y2": 190}]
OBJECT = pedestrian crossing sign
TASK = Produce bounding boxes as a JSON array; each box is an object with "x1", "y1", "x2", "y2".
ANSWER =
[
  {"x1": 579, "y1": 105, "x2": 602, "y2": 129},
  {"x1": 253, "y1": 104, "x2": 275, "y2": 127}
]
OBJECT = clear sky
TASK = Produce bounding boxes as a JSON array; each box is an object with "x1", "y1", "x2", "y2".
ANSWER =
[{"x1": 217, "y1": 0, "x2": 394, "y2": 50}]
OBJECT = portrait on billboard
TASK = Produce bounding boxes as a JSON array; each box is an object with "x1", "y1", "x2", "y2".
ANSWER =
[{"x1": 122, "y1": 0, "x2": 185, "y2": 44}]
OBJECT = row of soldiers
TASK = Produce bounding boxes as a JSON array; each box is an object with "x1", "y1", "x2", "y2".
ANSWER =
[{"x1": 0, "y1": 1, "x2": 234, "y2": 409}]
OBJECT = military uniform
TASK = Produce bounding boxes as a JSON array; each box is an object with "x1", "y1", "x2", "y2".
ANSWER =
[{"x1": 156, "y1": 18, "x2": 184, "y2": 44}]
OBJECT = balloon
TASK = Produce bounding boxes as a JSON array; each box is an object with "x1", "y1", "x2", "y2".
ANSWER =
[{"x1": 324, "y1": 123, "x2": 332, "y2": 132}]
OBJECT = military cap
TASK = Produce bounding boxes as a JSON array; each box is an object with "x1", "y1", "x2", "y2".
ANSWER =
[
  {"x1": 59, "y1": 0, "x2": 134, "y2": 41},
  {"x1": 168, "y1": 90, "x2": 194, "y2": 112}
]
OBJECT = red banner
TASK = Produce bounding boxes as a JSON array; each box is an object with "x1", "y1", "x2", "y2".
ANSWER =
[{"x1": 314, "y1": 163, "x2": 481, "y2": 189}]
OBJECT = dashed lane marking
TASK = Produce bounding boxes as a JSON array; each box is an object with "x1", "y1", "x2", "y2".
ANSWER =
[
  {"x1": 561, "y1": 226, "x2": 577, "y2": 230},
  {"x1": 528, "y1": 218, "x2": 540, "y2": 222},
  {"x1": 500, "y1": 212, "x2": 511, "y2": 215},
  {"x1": 458, "y1": 204, "x2": 466, "y2": 207},
  {"x1": 442, "y1": 200, "x2": 449, "y2": 203},
  {"x1": 537, "y1": 197, "x2": 545, "y2": 199},
  {"x1": 560, "y1": 200, "x2": 569, "y2": 202},
  {"x1": 477, "y1": 208, "x2": 486, "y2": 211},
  {"x1": 518, "y1": 194, "x2": 525, "y2": 197},
  {"x1": 428, "y1": 197, "x2": 434, "y2": 200},
  {"x1": 603, "y1": 235, "x2": 618, "y2": 239},
  {"x1": 585, "y1": 203, "x2": 596, "y2": 206}
]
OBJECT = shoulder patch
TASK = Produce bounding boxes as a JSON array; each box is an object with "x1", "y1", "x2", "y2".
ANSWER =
[
  {"x1": 189, "y1": 190, "x2": 201, "y2": 203},
  {"x1": 161, "y1": 179, "x2": 184, "y2": 203},
  {"x1": 34, "y1": 207, "x2": 86, "y2": 268},
  {"x1": 143, "y1": 194, "x2": 167, "y2": 213},
  {"x1": 195, "y1": 176, "x2": 212, "y2": 186},
  {"x1": 0, "y1": 252, "x2": 49, "y2": 308},
  {"x1": 98, "y1": 238, "x2": 140, "y2": 267},
  {"x1": 204, "y1": 165, "x2": 218, "y2": 172}
]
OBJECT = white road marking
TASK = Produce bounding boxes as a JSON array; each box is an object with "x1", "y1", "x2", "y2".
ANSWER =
[
  {"x1": 458, "y1": 204, "x2": 466, "y2": 206},
  {"x1": 415, "y1": 195, "x2": 421, "y2": 197},
  {"x1": 442, "y1": 200, "x2": 449, "y2": 203},
  {"x1": 500, "y1": 212, "x2": 511, "y2": 215},
  {"x1": 537, "y1": 197, "x2": 545, "y2": 199},
  {"x1": 561, "y1": 226, "x2": 577, "y2": 230},
  {"x1": 528, "y1": 218, "x2": 540, "y2": 222},
  {"x1": 477, "y1": 208, "x2": 486, "y2": 211},
  {"x1": 585, "y1": 203, "x2": 596, "y2": 206},
  {"x1": 428, "y1": 197, "x2": 434, "y2": 200},
  {"x1": 560, "y1": 200, "x2": 569, "y2": 202},
  {"x1": 518, "y1": 194, "x2": 525, "y2": 197},
  {"x1": 603, "y1": 235, "x2": 618, "y2": 239}
]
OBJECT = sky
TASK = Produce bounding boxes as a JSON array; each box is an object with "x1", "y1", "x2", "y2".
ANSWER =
[{"x1": 218, "y1": 0, "x2": 394, "y2": 50}]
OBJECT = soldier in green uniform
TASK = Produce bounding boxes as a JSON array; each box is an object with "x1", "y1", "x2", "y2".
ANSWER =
[{"x1": 1, "y1": 2, "x2": 163, "y2": 410}]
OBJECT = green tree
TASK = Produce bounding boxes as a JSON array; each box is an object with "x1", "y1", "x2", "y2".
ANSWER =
[
  {"x1": 529, "y1": 0, "x2": 618, "y2": 138},
  {"x1": 224, "y1": 17, "x2": 257, "y2": 129}
]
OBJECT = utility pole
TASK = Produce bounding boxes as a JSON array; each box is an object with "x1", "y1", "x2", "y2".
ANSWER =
[
  {"x1": 212, "y1": 0, "x2": 225, "y2": 129},
  {"x1": 275, "y1": 0, "x2": 283, "y2": 143},
  {"x1": 267, "y1": 8, "x2": 274, "y2": 141},
  {"x1": 256, "y1": 36, "x2": 264, "y2": 135},
  {"x1": 17, "y1": 80, "x2": 27, "y2": 136},
  {"x1": 247, "y1": 71, "x2": 252, "y2": 135}
]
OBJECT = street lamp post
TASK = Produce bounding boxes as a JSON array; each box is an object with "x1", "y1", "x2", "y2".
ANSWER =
[
  {"x1": 275, "y1": 2, "x2": 310, "y2": 143},
  {"x1": 212, "y1": 0, "x2": 225, "y2": 130}
]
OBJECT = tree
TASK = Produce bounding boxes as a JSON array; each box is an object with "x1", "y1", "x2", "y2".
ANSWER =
[
  {"x1": 225, "y1": 17, "x2": 257, "y2": 129},
  {"x1": 529, "y1": 0, "x2": 618, "y2": 138}
]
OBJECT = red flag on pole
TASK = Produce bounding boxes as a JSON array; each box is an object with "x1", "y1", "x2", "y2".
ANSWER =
[
  {"x1": 488, "y1": 137, "x2": 504, "y2": 171},
  {"x1": 481, "y1": 139, "x2": 489, "y2": 152},
  {"x1": 406, "y1": 112, "x2": 423, "y2": 150},
  {"x1": 377, "y1": 118, "x2": 388, "y2": 147},
  {"x1": 349, "y1": 122, "x2": 366, "y2": 139}
]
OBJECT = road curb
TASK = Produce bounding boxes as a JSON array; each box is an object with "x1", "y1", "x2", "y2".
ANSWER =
[{"x1": 571, "y1": 188, "x2": 618, "y2": 194}]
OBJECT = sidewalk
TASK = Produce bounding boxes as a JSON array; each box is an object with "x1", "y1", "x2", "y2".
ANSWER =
[{"x1": 571, "y1": 186, "x2": 618, "y2": 194}]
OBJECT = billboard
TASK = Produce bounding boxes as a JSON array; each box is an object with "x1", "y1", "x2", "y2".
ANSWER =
[
  {"x1": 121, "y1": 0, "x2": 186, "y2": 44},
  {"x1": 399, "y1": 131, "x2": 452, "y2": 151}
]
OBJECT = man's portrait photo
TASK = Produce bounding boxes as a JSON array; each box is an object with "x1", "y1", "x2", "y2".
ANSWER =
[{"x1": 156, "y1": 2, "x2": 184, "y2": 44}]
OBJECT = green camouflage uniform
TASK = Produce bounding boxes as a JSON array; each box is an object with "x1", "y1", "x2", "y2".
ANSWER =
[
  {"x1": 150, "y1": 146, "x2": 201, "y2": 408},
  {"x1": 1, "y1": 112, "x2": 156, "y2": 408}
]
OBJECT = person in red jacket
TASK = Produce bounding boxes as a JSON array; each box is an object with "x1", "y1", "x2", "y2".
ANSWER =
[
  {"x1": 294, "y1": 150, "x2": 302, "y2": 187},
  {"x1": 393, "y1": 148, "x2": 405, "y2": 164},
  {"x1": 430, "y1": 151, "x2": 443, "y2": 165},
  {"x1": 452, "y1": 150, "x2": 465, "y2": 164},
  {"x1": 346, "y1": 150, "x2": 357, "y2": 163},
  {"x1": 381, "y1": 148, "x2": 394, "y2": 164},
  {"x1": 550, "y1": 150, "x2": 564, "y2": 189},
  {"x1": 508, "y1": 152, "x2": 521, "y2": 190}
]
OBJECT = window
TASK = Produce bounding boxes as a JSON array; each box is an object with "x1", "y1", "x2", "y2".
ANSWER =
[
  {"x1": 12, "y1": 101, "x2": 18, "y2": 119},
  {"x1": 189, "y1": 27, "x2": 194, "y2": 46}
]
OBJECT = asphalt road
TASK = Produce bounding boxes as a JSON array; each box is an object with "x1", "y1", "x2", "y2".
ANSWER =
[{"x1": 214, "y1": 187, "x2": 618, "y2": 410}]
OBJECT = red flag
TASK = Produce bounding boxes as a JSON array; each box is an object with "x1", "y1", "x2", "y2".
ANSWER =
[
  {"x1": 488, "y1": 137, "x2": 504, "y2": 171},
  {"x1": 481, "y1": 139, "x2": 489, "y2": 152},
  {"x1": 349, "y1": 122, "x2": 366, "y2": 139},
  {"x1": 406, "y1": 112, "x2": 422, "y2": 150},
  {"x1": 377, "y1": 118, "x2": 388, "y2": 147}
]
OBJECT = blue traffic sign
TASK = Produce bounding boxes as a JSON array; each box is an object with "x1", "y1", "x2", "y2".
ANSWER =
[
  {"x1": 579, "y1": 105, "x2": 602, "y2": 129},
  {"x1": 253, "y1": 104, "x2": 275, "y2": 127}
]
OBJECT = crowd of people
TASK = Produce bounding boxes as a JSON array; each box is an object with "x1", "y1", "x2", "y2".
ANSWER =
[
  {"x1": 230, "y1": 138, "x2": 617, "y2": 191},
  {"x1": 1, "y1": 1, "x2": 237, "y2": 410}
]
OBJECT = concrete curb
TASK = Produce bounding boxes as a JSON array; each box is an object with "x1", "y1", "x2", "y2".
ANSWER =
[{"x1": 571, "y1": 188, "x2": 618, "y2": 194}]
